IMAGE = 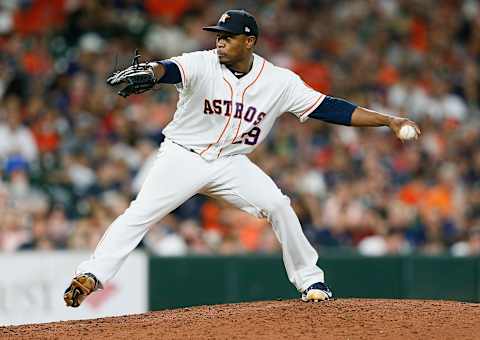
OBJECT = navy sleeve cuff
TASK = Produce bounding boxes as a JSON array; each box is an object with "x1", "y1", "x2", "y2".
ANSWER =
[
  {"x1": 309, "y1": 96, "x2": 356, "y2": 126},
  {"x1": 156, "y1": 60, "x2": 182, "y2": 84}
]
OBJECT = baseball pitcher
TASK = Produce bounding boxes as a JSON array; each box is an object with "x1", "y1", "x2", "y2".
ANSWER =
[{"x1": 64, "y1": 9, "x2": 420, "y2": 307}]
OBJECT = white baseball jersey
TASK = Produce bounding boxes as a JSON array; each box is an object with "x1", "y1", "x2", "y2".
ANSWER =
[{"x1": 163, "y1": 50, "x2": 326, "y2": 161}]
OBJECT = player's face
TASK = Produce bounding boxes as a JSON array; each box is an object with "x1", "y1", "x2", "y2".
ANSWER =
[{"x1": 216, "y1": 33, "x2": 254, "y2": 66}]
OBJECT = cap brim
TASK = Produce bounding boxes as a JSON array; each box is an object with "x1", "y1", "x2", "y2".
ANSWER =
[{"x1": 202, "y1": 25, "x2": 240, "y2": 35}]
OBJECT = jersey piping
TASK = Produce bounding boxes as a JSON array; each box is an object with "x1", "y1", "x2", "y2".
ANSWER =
[{"x1": 200, "y1": 77, "x2": 234, "y2": 156}]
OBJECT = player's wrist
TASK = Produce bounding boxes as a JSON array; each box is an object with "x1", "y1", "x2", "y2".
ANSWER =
[
  {"x1": 149, "y1": 62, "x2": 164, "y2": 82},
  {"x1": 385, "y1": 116, "x2": 396, "y2": 128}
]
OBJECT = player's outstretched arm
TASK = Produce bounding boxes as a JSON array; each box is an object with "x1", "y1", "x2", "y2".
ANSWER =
[
  {"x1": 350, "y1": 107, "x2": 421, "y2": 140},
  {"x1": 308, "y1": 96, "x2": 420, "y2": 141}
]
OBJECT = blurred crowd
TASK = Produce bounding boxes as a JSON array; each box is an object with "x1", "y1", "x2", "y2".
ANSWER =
[{"x1": 0, "y1": 0, "x2": 479, "y2": 257}]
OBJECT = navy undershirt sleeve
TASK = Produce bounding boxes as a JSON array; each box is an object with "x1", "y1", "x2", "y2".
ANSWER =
[
  {"x1": 156, "y1": 60, "x2": 182, "y2": 84},
  {"x1": 309, "y1": 96, "x2": 356, "y2": 126}
]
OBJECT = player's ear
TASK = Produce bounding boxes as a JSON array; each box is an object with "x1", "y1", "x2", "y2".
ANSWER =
[{"x1": 246, "y1": 36, "x2": 256, "y2": 49}]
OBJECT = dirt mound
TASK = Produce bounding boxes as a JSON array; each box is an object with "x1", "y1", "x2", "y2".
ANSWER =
[{"x1": 1, "y1": 299, "x2": 480, "y2": 339}]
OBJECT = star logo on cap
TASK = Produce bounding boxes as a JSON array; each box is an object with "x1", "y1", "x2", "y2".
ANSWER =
[{"x1": 219, "y1": 13, "x2": 230, "y2": 23}]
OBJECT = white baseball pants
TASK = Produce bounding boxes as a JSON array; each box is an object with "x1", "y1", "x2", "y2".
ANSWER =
[{"x1": 76, "y1": 139, "x2": 324, "y2": 291}]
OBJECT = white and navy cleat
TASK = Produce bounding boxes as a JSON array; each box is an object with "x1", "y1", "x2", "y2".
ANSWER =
[{"x1": 301, "y1": 282, "x2": 333, "y2": 302}]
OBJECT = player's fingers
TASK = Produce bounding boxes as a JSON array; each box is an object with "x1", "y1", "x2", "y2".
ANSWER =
[
  {"x1": 404, "y1": 122, "x2": 421, "y2": 140},
  {"x1": 107, "y1": 70, "x2": 127, "y2": 84},
  {"x1": 107, "y1": 77, "x2": 124, "y2": 85},
  {"x1": 404, "y1": 119, "x2": 421, "y2": 136},
  {"x1": 108, "y1": 67, "x2": 135, "y2": 83},
  {"x1": 117, "y1": 68, "x2": 142, "y2": 80},
  {"x1": 107, "y1": 69, "x2": 133, "y2": 85},
  {"x1": 106, "y1": 75, "x2": 118, "y2": 85}
]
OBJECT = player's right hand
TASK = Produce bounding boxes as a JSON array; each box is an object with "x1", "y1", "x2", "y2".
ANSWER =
[{"x1": 388, "y1": 117, "x2": 421, "y2": 140}]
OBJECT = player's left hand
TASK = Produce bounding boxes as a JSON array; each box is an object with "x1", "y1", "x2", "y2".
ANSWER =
[
  {"x1": 106, "y1": 50, "x2": 157, "y2": 98},
  {"x1": 106, "y1": 63, "x2": 154, "y2": 85},
  {"x1": 388, "y1": 117, "x2": 421, "y2": 140}
]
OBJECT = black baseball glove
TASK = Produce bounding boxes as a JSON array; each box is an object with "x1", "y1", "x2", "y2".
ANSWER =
[{"x1": 107, "y1": 50, "x2": 156, "y2": 98}]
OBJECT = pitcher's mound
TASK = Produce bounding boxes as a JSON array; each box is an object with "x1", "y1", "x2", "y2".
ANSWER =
[{"x1": 2, "y1": 299, "x2": 480, "y2": 339}]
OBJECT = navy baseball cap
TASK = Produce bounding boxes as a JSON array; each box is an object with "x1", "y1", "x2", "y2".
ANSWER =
[{"x1": 203, "y1": 10, "x2": 259, "y2": 37}]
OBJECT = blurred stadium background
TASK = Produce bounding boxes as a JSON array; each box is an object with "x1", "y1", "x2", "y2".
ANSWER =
[{"x1": 1, "y1": 0, "x2": 480, "y2": 325}]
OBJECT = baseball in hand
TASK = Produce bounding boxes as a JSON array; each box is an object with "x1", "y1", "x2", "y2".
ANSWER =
[{"x1": 398, "y1": 125, "x2": 417, "y2": 140}]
